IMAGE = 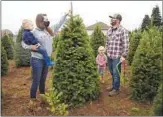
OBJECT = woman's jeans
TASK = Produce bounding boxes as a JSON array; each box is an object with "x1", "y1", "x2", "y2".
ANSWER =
[
  {"x1": 30, "y1": 57, "x2": 48, "y2": 98},
  {"x1": 107, "y1": 57, "x2": 121, "y2": 90}
]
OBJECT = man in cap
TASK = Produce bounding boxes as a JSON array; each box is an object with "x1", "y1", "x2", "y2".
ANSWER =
[{"x1": 105, "y1": 14, "x2": 129, "y2": 96}]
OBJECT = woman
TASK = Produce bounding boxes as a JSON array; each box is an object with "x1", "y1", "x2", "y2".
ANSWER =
[{"x1": 22, "y1": 10, "x2": 71, "y2": 107}]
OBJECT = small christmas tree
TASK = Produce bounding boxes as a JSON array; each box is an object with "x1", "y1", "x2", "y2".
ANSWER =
[
  {"x1": 90, "y1": 25, "x2": 105, "y2": 57},
  {"x1": 14, "y1": 27, "x2": 31, "y2": 67},
  {"x1": 53, "y1": 15, "x2": 100, "y2": 107},
  {"x1": 1, "y1": 34, "x2": 14, "y2": 60},
  {"x1": 130, "y1": 27, "x2": 162, "y2": 102},
  {"x1": 1, "y1": 45, "x2": 8, "y2": 76}
]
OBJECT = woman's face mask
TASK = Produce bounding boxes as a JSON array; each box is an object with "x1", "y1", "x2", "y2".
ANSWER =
[{"x1": 43, "y1": 15, "x2": 50, "y2": 27}]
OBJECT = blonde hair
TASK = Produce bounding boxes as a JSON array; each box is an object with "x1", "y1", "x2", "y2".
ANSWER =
[
  {"x1": 22, "y1": 19, "x2": 32, "y2": 29},
  {"x1": 98, "y1": 46, "x2": 105, "y2": 53}
]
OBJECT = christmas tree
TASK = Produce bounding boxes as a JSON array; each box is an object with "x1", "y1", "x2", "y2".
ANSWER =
[
  {"x1": 1, "y1": 45, "x2": 9, "y2": 76},
  {"x1": 130, "y1": 27, "x2": 162, "y2": 102},
  {"x1": 14, "y1": 27, "x2": 31, "y2": 67},
  {"x1": 53, "y1": 15, "x2": 100, "y2": 107},
  {"x1": 1, "y1": 34, "x2": 14, "y2": 60},
  {"x1": 153, "y1": 84, "x2": 163, "y2": 116},
  {"x1": 90, "y1": 25, "x2": 105, "y2": 57}
]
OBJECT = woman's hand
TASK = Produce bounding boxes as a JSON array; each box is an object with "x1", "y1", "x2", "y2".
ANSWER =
[
  {"x1": 31, "y1": 44, "x2": 39, "y2": 51},
  {"x1": 66, "y1": 10, "x2": 72, "y2": 16}
]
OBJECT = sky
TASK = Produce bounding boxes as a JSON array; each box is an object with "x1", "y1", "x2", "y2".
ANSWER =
[{"x1": 2, "y1": 1, "x2": 162, "y2": 34}]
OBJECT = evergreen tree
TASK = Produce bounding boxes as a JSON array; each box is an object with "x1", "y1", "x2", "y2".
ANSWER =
[
  {"x1": 1, "y1": 34, "x2": 14, "y2": 60},
  {"x1": 141, "y1": 15, "x2": 151, "y2": 32},
  {"x1": 90, "y1": 25, "x2": 105, "y2": 57},
  {"x1": 14, "y1": 27, "x2": 31, "y2": 67},
  {"x1": 130, "y1": 27, "x2": 162, "y2": 102},
  {"x1": 127, "y1": 30, "x2": 141, "y2": 65},
  {"x1": 1, "y1": 45, "x2": 8, "y2": 76},
  {"x1": 151, "y1": 5, "x2": 162, "y2": 27},
  {"x1": 53, "y1": 15, "x2": 100, "y2": 107},
  {"x1": 153, "y1": 84, "x2": 163, "y2": 116}
]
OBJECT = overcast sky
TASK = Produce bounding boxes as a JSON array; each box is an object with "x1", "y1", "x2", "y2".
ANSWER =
[{"x1": 2, "y1": 1, "x2": 162, "y2": 34}]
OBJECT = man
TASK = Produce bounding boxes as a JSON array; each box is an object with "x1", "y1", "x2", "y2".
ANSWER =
[{"x1": 105, "y1": 14, "x2": 129, "y2": 96}]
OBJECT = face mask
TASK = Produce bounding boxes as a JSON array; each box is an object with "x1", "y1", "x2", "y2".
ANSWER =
[
  {"x1": 43, "y1": 15, "x2": 50, "y2": 27},
  {"x1": 110, "y1": 18, "x2": 117, "y2": 26},
  {"x1": 44, "y1": 21, "x2": 50, "y2": 27}
]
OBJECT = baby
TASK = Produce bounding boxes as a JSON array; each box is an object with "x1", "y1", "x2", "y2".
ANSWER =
[{"x1": 22, "y1": 19, "x2": 55, "y2": 66}]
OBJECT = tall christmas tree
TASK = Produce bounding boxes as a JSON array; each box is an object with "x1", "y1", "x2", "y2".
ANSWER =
[
  {"x1": 141, "y1": 15, "x2": 151, "y2": 32},
  {"x1": 130, "y1": 27, "x2": 162, "y2": 102},
  {"x1": 1, "y1": 34, "x2": 14, "y2": 60},
  {"x1": 151, "y1": 5, "x2": 162, "y2": 27},
  {"x1": 90, "y1": 25, "x2": 105, "y2": 57},
  {"x1": 14, "y1": 27, "x2": 31, "y2": 67},
  {"x1": 53, "y1": 14, "x2": 100, "y2": 107}
]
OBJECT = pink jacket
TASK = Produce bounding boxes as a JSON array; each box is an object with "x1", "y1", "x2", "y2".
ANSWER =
[{"x1": 96, "y1": 54, "x2": 107, "y2": 68}]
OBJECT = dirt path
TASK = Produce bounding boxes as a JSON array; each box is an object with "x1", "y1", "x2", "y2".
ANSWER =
[{"x1": 1, "y1": 60, "x2": 153, "y2": 116}]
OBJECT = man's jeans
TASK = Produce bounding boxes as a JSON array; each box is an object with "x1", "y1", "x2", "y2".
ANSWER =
[
  {"x1": 107, "y1": 57, "x2": 121, "y2": 90},
  {"x1": 30, "y1": 57, "x2": 48, "y2": 98}
]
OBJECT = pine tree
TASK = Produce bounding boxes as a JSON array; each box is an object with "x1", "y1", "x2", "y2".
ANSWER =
[
  {"x1": 151, "y1": 5, "x2": 162, "y2": 27},
  {"x1": 90, "y1": 25, "x2": 105, "y2": 57},
  {"x1": 1, "y1": 34, "x2": 14, "y2": 60},
  {"x1": 130, "y1": 27, "x2": 162, "y2": 102},
  {"x1": 127, "y1": 29, "x2": 141, "y2": 65},
  {"x1": 1, "y1": 45, "x2": 9, "y2": 76},
  {"x1": 14, "y1": 27, "x2": 31, "y2": 67},
  {"x1": 153, "y1": 84, "x2": 163, "y2": 116},
  {"x1": 141, "y1": 15, "x2": 151, "y2": 32},
  {"x1": 53, "y1": 15, "x2": 100, "y2": 107}
]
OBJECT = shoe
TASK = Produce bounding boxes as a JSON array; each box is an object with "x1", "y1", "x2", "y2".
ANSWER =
[
  {"x1": 46, "y1": 61, "x2": 56, "y2": 66},
  {"x1": 39, "y1": 94, "x2": 47, "y2": 104},
  {"x1": 28, "y1": 98, "x2": 37, "y2": 109},
  {"x1": 106, "y1": 87, "x2": 113, "y2": 92},
  {"x1": 108, "y1": 89, "x2": 119, "y2": 96}
]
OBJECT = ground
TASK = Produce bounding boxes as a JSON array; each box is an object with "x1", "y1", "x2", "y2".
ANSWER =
[{"x1": 1, "y1": 60, "x2": 153, "y2": 116}]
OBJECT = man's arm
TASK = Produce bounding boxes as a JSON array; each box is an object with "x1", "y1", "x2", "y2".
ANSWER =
[{"x1": 121, "y1": 29, "x2": 129, "y2": 58}]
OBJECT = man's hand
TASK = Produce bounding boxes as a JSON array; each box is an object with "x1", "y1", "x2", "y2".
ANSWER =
[
  {"x1": 31, "y1": 44, "x2": 39, "y2": 51},
  {"x1": 120, "y1": 56, "x2": 125, "y2": 63}
]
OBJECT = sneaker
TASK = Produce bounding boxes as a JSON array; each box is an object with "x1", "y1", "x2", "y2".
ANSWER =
[
  {"x1": 106, "y1": 87, "x2": 113, "y2": 92},
  {"x1": 108, "y1": 89, "x2": 119, "y2": 96}
]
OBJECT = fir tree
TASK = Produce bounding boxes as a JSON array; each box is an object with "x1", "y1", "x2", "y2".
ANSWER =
[
  {"x1": 53, "y1": 15, "x2": 100, "y2": 107},
  {"x1": 151, "y1": 5, "x2": 162, "y2": 27},
  {"x1": 141, "y1": 15, "x2": 151, "y2": 32},
  {"x1": 1, "y1": 45, "x2": 8, "y2": 76}
]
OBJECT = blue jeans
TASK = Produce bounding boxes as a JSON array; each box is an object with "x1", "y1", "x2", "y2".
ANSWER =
[
  {"x1": 30, "y1": 57, "x2": 48, "y2": 98},
  {"x1": 107, "y1": 57, "x2": 121, "y2": 90}
]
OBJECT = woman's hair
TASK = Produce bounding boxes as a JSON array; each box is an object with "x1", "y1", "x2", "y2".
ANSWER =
[
  {"x1": 22, "y1": 19, "x2": 32, "y2": 29},
  {"x1": 98, "y1": 46, "x2": 105, "y2": 53}
]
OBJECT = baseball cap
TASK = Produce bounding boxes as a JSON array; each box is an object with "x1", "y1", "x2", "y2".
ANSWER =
[{"x1": 109, "y1": 14, "x2": 122, "y2": 21}]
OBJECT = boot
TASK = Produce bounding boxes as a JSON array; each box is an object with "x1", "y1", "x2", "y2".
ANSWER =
[{"x1": 108, "y1": 89, "x2": 119, "y2": 96}]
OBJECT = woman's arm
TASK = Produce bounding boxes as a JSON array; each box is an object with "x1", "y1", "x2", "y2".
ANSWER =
[
  {"x1": 21, "y1": 41, "x2": 39, "y2": 50},
  {"x1": 47, "y1": 11, "x2": 70, "y2": 37}
]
